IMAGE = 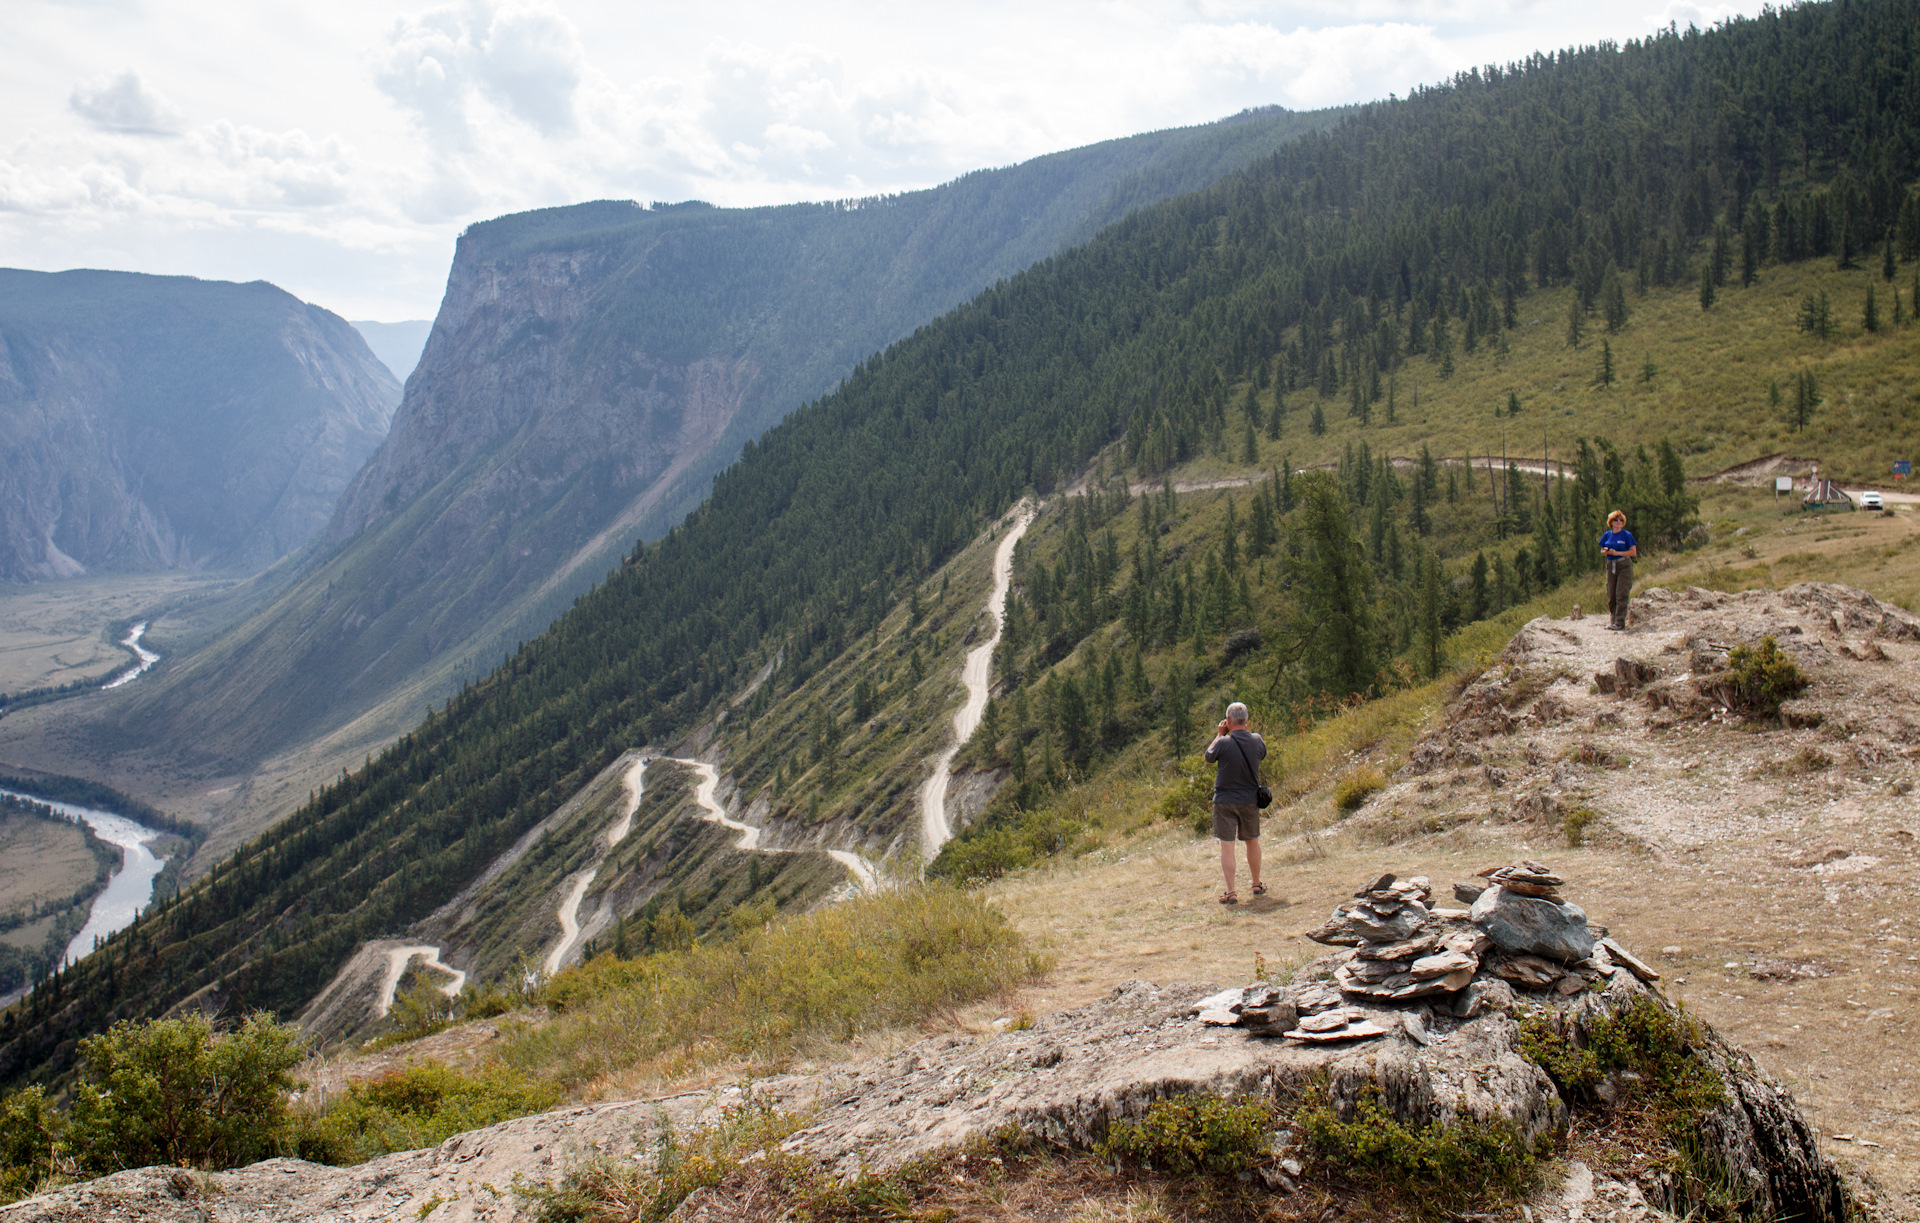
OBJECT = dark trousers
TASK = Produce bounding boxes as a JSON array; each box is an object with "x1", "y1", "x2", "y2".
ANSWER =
[{"x1": 1606, "y1": 559, "x2": 1634, "y2": 627}]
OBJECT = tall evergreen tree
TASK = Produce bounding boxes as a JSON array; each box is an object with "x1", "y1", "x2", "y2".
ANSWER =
[{"x1": 1291, "y1": 474, "x2": 1377, "y2": 696}]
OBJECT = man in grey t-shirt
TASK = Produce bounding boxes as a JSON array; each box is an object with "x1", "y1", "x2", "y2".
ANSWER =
[{"x1": 1204, "y1": 701, "x2": 1266, "y2": 904}]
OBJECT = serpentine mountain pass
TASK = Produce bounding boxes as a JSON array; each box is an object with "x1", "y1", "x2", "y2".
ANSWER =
[{"x1": 6, "y1": 105, "x2": 1338, "y2": 856}]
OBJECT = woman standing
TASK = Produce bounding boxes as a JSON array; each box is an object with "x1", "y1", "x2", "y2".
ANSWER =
[{"x1": 1599, "y1": 510, "x2": 1637, "y2": 631}]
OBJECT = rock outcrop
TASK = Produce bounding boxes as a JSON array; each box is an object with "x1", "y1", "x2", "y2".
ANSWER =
[{"x1": 4, "y1": 865, "x2": 1852, "y2": 1223}]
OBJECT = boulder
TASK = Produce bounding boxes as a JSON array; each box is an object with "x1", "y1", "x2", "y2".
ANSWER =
[{"x1": 1471, "y1": 885, "x2": 1596, "y2": 963}]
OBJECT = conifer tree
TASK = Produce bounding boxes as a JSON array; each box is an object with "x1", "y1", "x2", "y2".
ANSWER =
[
  {"x1": 1601, "y1": 265, "x2": 1629, "y2": 331},
  {"x1": 1266, "y1": 389, "x2": 1284, "y2": 439},
  {"x1": 1565, "y1": 292, "x2": 1583, "y2": 347},
  {"x1": 1309, "y1": 402, "x2": 1326, "y2": 435},
  {"x1": 1292, "y1": 474, "x2": 1377, "y2": 696},
  {"x1": 1791, "y1": 369, "x2": 1819, "y2": 431},
  {"x1": 1242, "y1": 414, "x2": 1259, "y2": 463},
  {"x1": 1468, "y1": 552, "x2": 1489, "y2": 621},
  {"x1": 1417, "y1": 552, "x2": 1444, "y2": 678},
  {"x1": 1863, "y1": 284, "x2": 1879, "y2": 333},
  {"x1": 1698, "y1": 263, "x2": 1716, "y2": 310},
  {"x1": 1507, "y1": 391, "x2": 1522, "y2": 417},
  {"x1": 1597, "y1": 340, "x2": 1615, "y2": 386},
  {"x1": 1884, "y1": 231, "x2": 1897, "y2": 282}
]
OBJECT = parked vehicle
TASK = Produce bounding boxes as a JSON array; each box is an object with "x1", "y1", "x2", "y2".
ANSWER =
[{"x1": 1860, "y1": 490, "x2": 1885, "y2": 510}]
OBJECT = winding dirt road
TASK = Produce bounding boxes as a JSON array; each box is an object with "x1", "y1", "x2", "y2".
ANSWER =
[
  {"x1": 376, "y1": 945, "x2": 466, "y2": 1016},
  {"x1": 920, "y1": 505, "x2": 1035, "y2": 857}
]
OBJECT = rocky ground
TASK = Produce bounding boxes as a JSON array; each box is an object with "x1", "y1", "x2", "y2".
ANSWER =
[{"x1": 3, "y1": 863, "x2": 1850, "y2": 1222}]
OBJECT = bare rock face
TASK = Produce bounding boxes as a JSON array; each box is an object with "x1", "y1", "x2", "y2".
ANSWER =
[{"x1": 0, "y1": 269, "x2": 399, "y2": 581}]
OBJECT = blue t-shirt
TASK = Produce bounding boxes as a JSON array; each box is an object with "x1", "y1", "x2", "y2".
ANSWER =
[{"x1": 1599, "y1": 529, "x2": 1636, "y2": 556}]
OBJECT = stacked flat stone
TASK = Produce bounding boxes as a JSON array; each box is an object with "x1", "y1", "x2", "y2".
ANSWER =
[
  {"x1": 1194, "y1": 862, "x2": 1661, "y2": 1046},
  {"x1": 1300, "y1": 873, "x2": 1495, "y2": 1004}
]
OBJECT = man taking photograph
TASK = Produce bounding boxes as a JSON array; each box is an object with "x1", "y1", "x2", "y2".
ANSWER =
[{"x1": 1205, "y1": 701, "x2": 1267, "y2": 904}]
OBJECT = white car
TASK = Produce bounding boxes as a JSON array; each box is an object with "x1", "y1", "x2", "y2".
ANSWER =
[{"x1": 1859, "y1": 491, "x2": 1884, "y2": 510}]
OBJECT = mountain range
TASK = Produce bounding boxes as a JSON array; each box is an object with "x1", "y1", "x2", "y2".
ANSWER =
[
  {"x1": 0, "y1": 104, "x2": 1336, "y2": 851},
  {"x1": 0, "y1": 271, "x2": 399, "y2": 583}
]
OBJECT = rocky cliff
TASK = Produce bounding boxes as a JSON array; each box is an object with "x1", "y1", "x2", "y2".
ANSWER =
[{"x1": 0, "y1": 270, "x2": 398, "y2": 582}]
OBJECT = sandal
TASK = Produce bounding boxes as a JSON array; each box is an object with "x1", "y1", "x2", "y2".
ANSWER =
[
  {"x1": 1251, "y1": 882, "x2": 1268, "y2": 896},
  {"x1": 1218, "y1": 891, "x2": 1239, "y2": 905}
]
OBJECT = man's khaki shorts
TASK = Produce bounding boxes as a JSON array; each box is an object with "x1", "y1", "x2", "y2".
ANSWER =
[{"x1": 1212, "y1": 801, "x2": 1260, "y2": 842}]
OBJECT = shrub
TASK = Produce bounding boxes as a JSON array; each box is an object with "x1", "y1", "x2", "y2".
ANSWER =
[
  {"x1": 1096, "y1": 1092, "x2": 1275, "y2": 1177},
  {"x1": 1721, "y1": 636, "x2": 1809, "y2": 715},
  {"x1": 1561, "y1": 806, "x2": 1600, "y2": 847},
  {"x1": 1153, "y1": 755, "x2": 1215, "y2": 836},
  {"x1": 1297, "y1": 1082, "x2": 1543, "y2": 1217},
  {"x1": 1, "y1": 1085, "x2": 66, "y2": 1203},
  {"x1": 385, "y1": 978, "x2": 458, "y2": 1042},
  {"x1": 294, "y1": 1063, "x2": 559, "y2": 1165},
  {"x1": 66, "y1": 1012, "x2": 305, "y2": 1173},
  {"x1": 1518, "y1": 995, "x2": 1723, "y2": 1117},
  {"x1": 1331, "y1": 766, "x2": 1387, "y2": 812}
]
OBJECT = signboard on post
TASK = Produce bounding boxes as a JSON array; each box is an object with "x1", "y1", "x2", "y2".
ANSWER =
[
  {"x1": 1774, "y1": 476, "x2": 1794, "y2": 497},
  {"x1": 1896, "y1": 459, "x2": 1912, "y2": 480}
]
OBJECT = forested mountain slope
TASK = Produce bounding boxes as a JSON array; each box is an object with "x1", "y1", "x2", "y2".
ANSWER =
[
  {"x1": 0, "y1": 271, "x2": 399, "y2": 582},
  {"x1": 35, "y1": 106, "x2": 1334, "y2": 848},
  {"x1": 6, "y1": 0, "x2": 1919, "y2": 1087}
]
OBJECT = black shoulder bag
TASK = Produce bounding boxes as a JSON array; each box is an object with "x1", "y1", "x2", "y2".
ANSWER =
[{"x1": 1228, "y1": 733, "x2": 1273, "y2": 809}]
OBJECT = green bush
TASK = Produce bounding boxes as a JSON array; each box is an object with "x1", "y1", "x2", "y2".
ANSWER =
[
  {"x1": 1096, "y1": 1092, "x2": 1275, "y2": 1177},
  {"x1": 1331, "y1": 766, "x2": 1387, "y2": 812},
  {"x1": 1561, "y1": 806, "x2": 1600, "y2": 847},
  {"x1": 294, "y1": 1063, "x2": 559, "y2": 1165},
  {"x1": 1519, "y1": 995, "x2": 1723, "y2": 1116},
  {"x1": 1, "y1": 1085, "x2": 66, "y2": 1203},
  {"x1": 1153, "y1": 755, "x2": 1215, "y2": 837},
  {"x1": 66, "y1": 1012, "x2": 305, "y2": 1174},
  {"x1": 1721, "y1": 636, "x2": 1809, "y2": 715},
  {"x1": 1298, "y1": 1082, "x2": 1543, "y2": 1217}
]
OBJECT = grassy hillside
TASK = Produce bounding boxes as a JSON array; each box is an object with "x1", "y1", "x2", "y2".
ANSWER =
[{"x1": 5, "y1": 0, "x2": 1918, "y2": 1090}]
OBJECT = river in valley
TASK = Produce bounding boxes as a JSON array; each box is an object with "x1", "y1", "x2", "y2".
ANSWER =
[
  {"x1": 101, "y1": 621, "x2": 160, "y2": 688},
  {"x1": 0, "y1": 788, "x2": 169, "y2": 968}
]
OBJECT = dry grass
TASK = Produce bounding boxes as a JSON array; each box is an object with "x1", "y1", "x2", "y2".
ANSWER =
[
  {"x1": 0, "y1": 814, "x2": 97, "y2": 924},
  {"x1": 496, "y1": 884, "x2": 1049, "y2": 1098}
]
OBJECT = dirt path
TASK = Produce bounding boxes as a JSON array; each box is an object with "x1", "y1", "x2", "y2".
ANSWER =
[
  {"x1": 921, "y1": 505, "x2": 1035, "y2": 856},
  {"x1": 544, "y1": 756, "x2": 651, "y2": 974},
  {"x1": 375, "y1": 945, "x2": 465, "y2": 1016}
]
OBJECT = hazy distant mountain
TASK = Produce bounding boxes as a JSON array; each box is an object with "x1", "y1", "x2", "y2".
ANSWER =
[
  {"x1": 82, "y1": 105, "x2": 1337, "y2": 837},
  {"x1": 0, "y1": 271, "x2": 400, "y2": 582},
  {"x1": 349, "y1": 320, "x2": 433, "y2": 383}
]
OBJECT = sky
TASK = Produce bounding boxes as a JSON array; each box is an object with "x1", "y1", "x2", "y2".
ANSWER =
[{"x1": 1, "y1": 0, "x2": 1764, "y2": 322}]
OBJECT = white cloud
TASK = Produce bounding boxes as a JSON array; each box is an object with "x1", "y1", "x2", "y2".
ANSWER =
[
  {"x1": 374, "y1": 1, "x2": 586, "y2": 142},
  {"x1": 1, "y1": 0, "x2": 1781, "y2": 319},
  {"x1": 68, "y1": 69, "x2": 184, "y2": 135}
]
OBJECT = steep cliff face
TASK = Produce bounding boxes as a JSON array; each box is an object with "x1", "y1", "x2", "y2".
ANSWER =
[
  {"x1": 0, "y1": 270, "x2": 399, "y2": 582},
  {"x1": 70, "y1": 106, "x2": 1333, "y2": 829}
]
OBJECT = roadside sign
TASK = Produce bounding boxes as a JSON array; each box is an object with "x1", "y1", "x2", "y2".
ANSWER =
[
  {"x1": 1774, "y1": 476, "x2": 1794, "y2": 492},
  {"x1": 1896, "y1": 459, "x2": 1912, "y2": 479}
]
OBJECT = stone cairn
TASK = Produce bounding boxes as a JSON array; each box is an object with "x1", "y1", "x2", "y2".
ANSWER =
[{"x1": 1191, "y1": 861, "x2": 1660, "y2": 1042}]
